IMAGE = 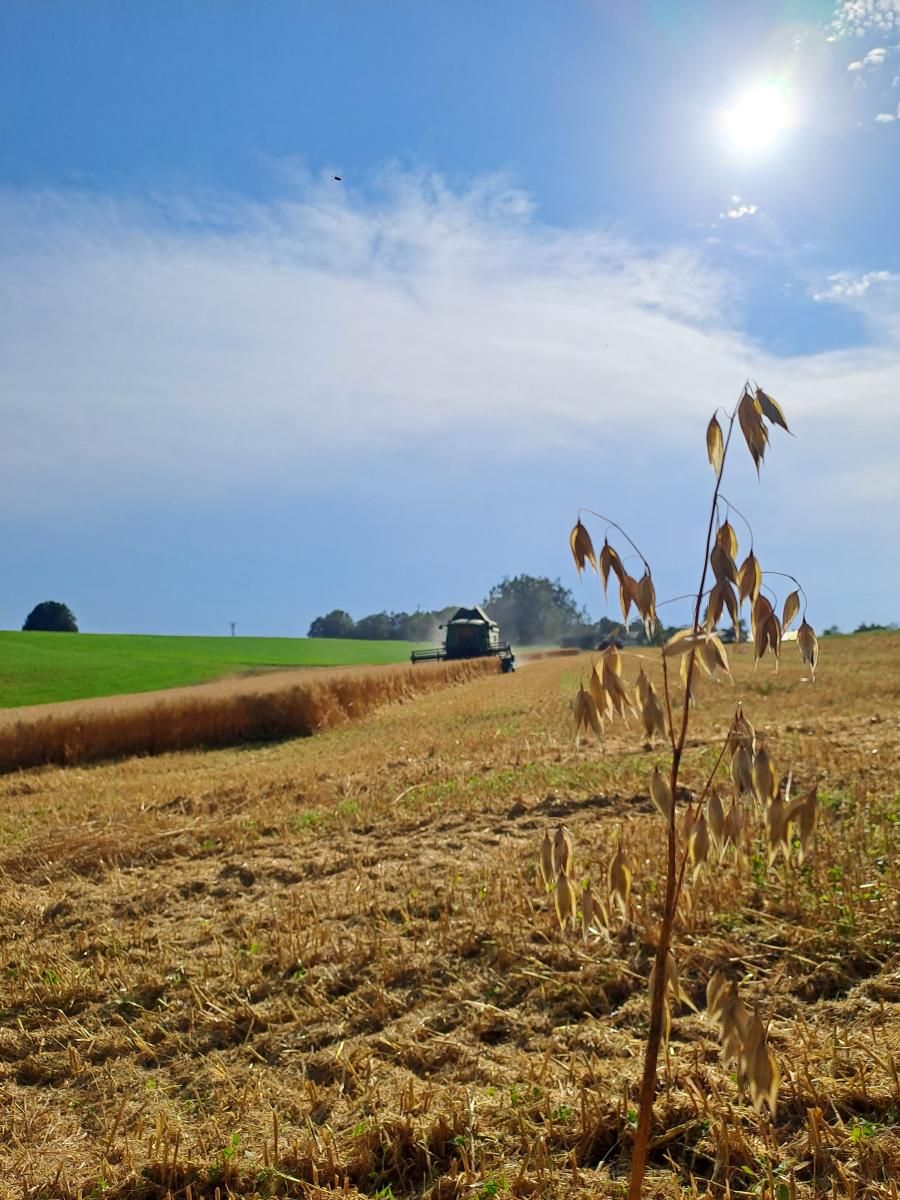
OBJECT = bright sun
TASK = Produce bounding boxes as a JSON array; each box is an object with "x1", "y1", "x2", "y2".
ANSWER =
[{"x1": 722, "y1": 82, "x2": 791, "y2": 154}]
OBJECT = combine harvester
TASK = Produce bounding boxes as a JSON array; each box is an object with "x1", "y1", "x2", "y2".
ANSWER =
[{"x1": 410, "y1": 606, "x2": 516, "y2": 672}]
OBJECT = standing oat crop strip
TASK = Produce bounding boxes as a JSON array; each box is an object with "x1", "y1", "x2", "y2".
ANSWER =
[{"x1": 568, "y1": 383, "x2": 819, "y2": 1199}]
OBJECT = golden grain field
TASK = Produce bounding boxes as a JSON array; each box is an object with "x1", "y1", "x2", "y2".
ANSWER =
[
  {"x1": 1, "y1": 635, "x2": 897, "y2": 1200},
  {"x1": 0, "y1": 658, "x2": 500, "y2": 773}
]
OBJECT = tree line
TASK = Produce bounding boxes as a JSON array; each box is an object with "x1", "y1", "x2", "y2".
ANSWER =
[{"x1": 307, "y1": 574, "x2": 684, "y2": 646}]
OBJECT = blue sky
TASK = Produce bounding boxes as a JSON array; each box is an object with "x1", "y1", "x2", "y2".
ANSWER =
[{"x1": 2, "y1": 0, "x2": 898, "y2": 636}]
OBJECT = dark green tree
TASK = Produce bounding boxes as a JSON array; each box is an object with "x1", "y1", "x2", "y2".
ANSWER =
[
  {"x1": 482, "y1": 575, "x2": 589, "y2": 645},
  {"x1": 354, "y1": 612, "x2": 393, "y2": 640},
  {"x1": 307, "y1": 610, "x2": 356, "y2": 638},
  {"x1": 22, "y1": 601, "x2": 78, "y2": 632}
]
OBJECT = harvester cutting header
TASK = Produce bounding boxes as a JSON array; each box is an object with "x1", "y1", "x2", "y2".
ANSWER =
[{"x1": 410, "y1": 606, "x2": 516, "y2": 672}]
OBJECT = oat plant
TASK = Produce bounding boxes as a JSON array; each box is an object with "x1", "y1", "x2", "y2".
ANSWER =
[{"x1": 566, "y1": 383, "x2": 820, "y2": 1199}]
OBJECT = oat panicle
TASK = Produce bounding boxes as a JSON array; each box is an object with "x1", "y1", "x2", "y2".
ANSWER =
[{"x1": 567, "y1": 384, "x2": 815, "y2": 1198}]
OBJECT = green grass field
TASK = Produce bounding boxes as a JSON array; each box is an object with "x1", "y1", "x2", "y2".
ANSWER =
[{"x1": 0, "y1": 631, "x2": 428, "y2": 709}]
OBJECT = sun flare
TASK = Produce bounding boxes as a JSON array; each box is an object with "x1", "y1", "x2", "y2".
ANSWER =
[{"x1": 722, "y1": 82, "x2": 791, "y2": 154}]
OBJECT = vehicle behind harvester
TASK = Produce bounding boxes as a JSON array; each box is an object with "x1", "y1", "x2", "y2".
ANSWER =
[{"x1": 410, "y1": 606, "x2": 516, "y2": 672}]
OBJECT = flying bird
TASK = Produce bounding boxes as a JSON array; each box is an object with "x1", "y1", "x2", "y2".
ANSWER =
[{"x1": 333, "y1": 175, "x2": 342, "y2": 181}]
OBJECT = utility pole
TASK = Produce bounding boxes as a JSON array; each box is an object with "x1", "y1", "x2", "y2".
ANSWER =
[{"x1": 230, "y1": 622, "x2": 236, "y2": 638}]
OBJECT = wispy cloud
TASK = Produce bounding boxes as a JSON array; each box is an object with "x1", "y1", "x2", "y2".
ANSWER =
[
  {"x1": 812, "y1": 268, "x2": 899, "y2": 300},
  {"x1": 0, "y1": 174, "x2": 742, "y2": 502},
  {"x1": 1, "y1": 171, "x2": 899, "y2": 553}
]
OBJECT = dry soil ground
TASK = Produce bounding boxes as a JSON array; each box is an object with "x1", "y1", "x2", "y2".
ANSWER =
[{"x1": 0, "y1": 635, "x2": 897, "y2": 1199}]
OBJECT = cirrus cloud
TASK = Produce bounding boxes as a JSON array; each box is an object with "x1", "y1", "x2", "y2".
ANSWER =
[{"x1": 1, "y1": 170, "x2": 898, "y2": 571}]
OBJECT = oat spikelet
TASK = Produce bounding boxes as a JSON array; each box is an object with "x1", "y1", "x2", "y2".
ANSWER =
[
  {"x1": 797, "y1": 619, "x2": 819, "y2": 681},
  {"x1": 722, "y1": 580, "x2": 740, "y2": 631},
  {"x1": 619, "y1": 573, "x2": 639, "y2": 623},
  {"x1": 719, "y1": 989, "x2": 750, "y2": 1062},
  {"x1": 765, "y1": 792, "x2": 791, "y2": 865},
  {"x1": 689, "y1": 813, "x2": 710, "y2": 880},
  {"x1": 750, "y1": 1039, "x2": 780, "y2": 1114},
  {"x1": 706, "y1": 579, "x2": 740, "y2": 635},
  {"x1": 740, "y1": 1013, "x2": 780, "y2": 1113},
  {"x1": 764, "y1": 612, "x2": 782, "y2": 669},
  {"x1": 753, "y1": 615, "x2": 767, "y2": 665},
  {"x1": 599, "y1": 540, "x2": 623, "y2": 596},
  {"x1": 589, "y1": 663, "x2": 611, "y2": 721},
  {"x1": 680, "y1": 804, "x2": 698, "y2": 840},
  {"x1": 738, "y1": 389, "x2": 769, "y2": 473},
  {"x1": 752, "y1": 746, "x2": 777, "y2": 804},
  {"x1": 726, "y1": 704, "x2": 755, "y2": 756},
  {"x1": 580, "y1": 881, "x2": 596, "y2": 942},
  {"x1": 731, "y1": 745, "x2": 754, "y2": 797},
  {"x1": 635, "y1": 667, "x2": 652, "y2": 706},
  {"x1": 635, "y1": 572, "x2": 657, "y2": 639},
  {"x1": 787, "y1": 785, "x2": 819, "y2": 863},
  {"x1": 716, "y1": 521, "x2": 738, "y2": 560},
  {"x1": 603, "y1": 644, "x2": 623, "y2": 677},
  {"x1": 751, "y1": 593, "x2": 772, "y2": 640},
  {"x1": 753, "y1": 603, "x2": 781, "y2": 669},
  {"x1": 554, "y1": 868, "x2": 577, "y2": 931},
  {"x1": 650, "y1": 766, "x2": 674, "y2": 823},
  {"x1": 682, "y1": 669, "x2": 697, "y2": 709},
  {"x1": 707, "y1": 972, "x2": 752, "y2": 1063},
  {"x1": 640, "y1": 684, "x2": 666, "y2": 741},
  {"x1": 650, "y1": 949, "x2": 694, "y2": 1029},
  {"x1": 607, "y1": 845, "x2": 631, "y2": 916},
  {"x1": 699, "y1": 634, "x2": 732, "y2": 682},
  {"x1": 707, "y1": 790, "x2": 725, "y2": 851},
  {"x1": 539, "y1": 830, "x2": 555, "y2": 889},
  {"x1": 705, "y1": 580, "x2": 726, "y2": 632},
  {"x1": 755, "y1": 388, "x2": 789, "y2": 433},
  {"x1": 738, "y1": 552, "x2": 762, "y2": 606},
  {"x1": 710, "y1": 541, "x2": 738, "y2": 586},
  {"x1": 569, "y1": 520, "x2": 597, "y2": 575},
  {"x1": 706, "y1": 414, "x2": 724, "y2": 475},
  {"x1": 706, "y1": 970, "x2": 731, "y2": 1019},
  {"x1": 573, "y1": 685, "x2": 602, "y2": 739},
  {"x1": 782, "y1": 589, "x2": 800, "y2": 631},
  {"x1": 553, "y1": 825, "x2": 574, "y2": 878},
  {"x1": 601, "y1": 662, "x2": 633, "y2": 720},
  {"x1": 663, "y1": 626, "x2": 695, "y2": 653},
  {"x1": 722, "y1": 799, "x2": 744, "y2": 852}
]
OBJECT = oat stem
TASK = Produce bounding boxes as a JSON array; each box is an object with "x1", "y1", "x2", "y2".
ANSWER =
[
  {"x1": 660, "y1": 653, "x2": 677, "y2": 754},
  {"x1": 718, "y1": 494, "x2": 755, "y2": 550},
  {"x1": 627, "y1": 401, "x2": 738, "y2": 1199},
  {"x1": 763, "y1": 571, "x2": 809, "y2": 617},
  {"x1": 577, "y1": 509, "x2": 651, "y2": 575}
]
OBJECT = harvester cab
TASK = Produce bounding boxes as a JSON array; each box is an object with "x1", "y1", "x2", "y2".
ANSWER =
[{"x1": 410, "y1": 606, "x2": 516, "y2": 671}]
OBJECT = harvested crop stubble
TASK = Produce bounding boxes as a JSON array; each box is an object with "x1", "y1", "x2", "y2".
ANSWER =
[
  {"x1": 0, "y1": 638, "x2": 898, "y2": 1199},
  {"x1": 0, "y1": 657, "x2": 499, "y2": 772}
]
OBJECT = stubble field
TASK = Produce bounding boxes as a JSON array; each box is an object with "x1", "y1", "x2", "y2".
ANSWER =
[{"x1": 0, "y1": 634, "x2": 897, "y2": 1199}]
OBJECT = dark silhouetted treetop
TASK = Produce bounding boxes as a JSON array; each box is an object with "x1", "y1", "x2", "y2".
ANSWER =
[
  {"x1": 23, "y1": 601, "x2": 78, "y2": 632},
  {"x1": 307, "y1": 610, "x2": 356, "y2": 639},
  {"x1": 481, "y1": 575, "x2": 590, "y2": 646}
]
